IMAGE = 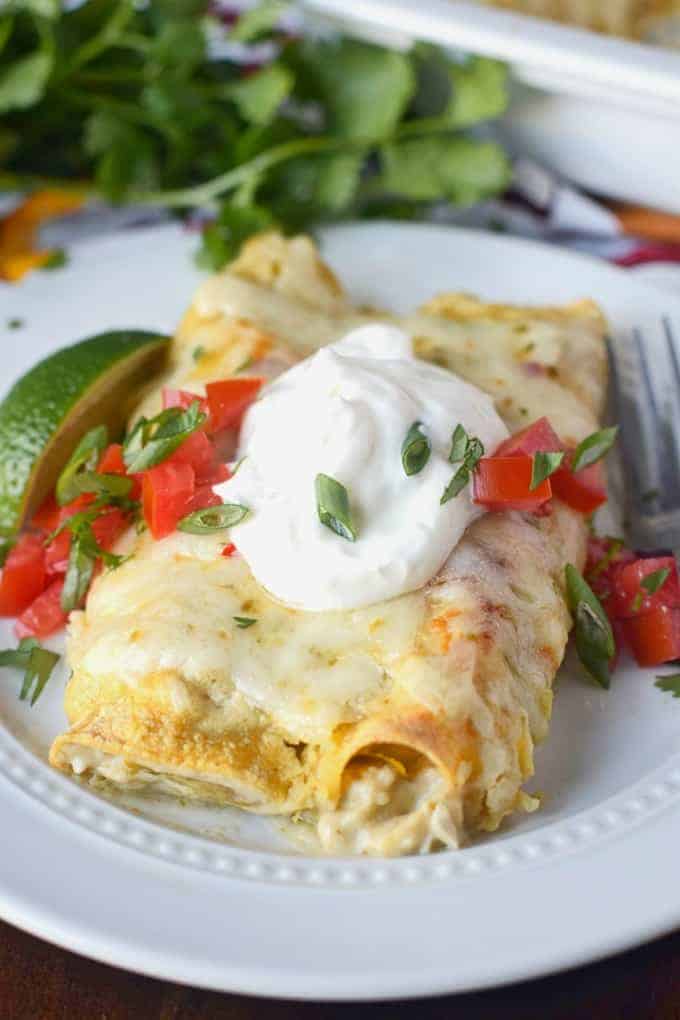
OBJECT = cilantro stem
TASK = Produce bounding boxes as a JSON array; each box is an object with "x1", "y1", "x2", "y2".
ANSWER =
[
  {"x1": 56, "y1": 0, "x2": 135, "y2": 80},
  {"x1": 133, "y1": 135, "x2": 357, "y2": 208}
]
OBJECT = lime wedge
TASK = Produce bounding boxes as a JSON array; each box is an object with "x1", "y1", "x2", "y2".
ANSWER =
[{"x1": 0, "y1": 330, "x2": 170, "y2": 535}]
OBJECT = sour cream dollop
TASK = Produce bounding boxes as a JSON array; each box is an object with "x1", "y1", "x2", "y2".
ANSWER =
[{"x1": 215, "y1": 324, "x2": 509, "y2": 611}]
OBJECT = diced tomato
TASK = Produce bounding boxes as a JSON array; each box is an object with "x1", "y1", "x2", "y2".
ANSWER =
[
  {"x1": 494, "y1": 417, "x2": 564, "y2": 458},
  {"x1": 31, "y1": 495, "x2": 60, "y2": 532},
  {"x1": 205, "y1": 377, "x2": 263, "y2": 432},
  {"x1": 0, "y1": 533, "x2": 47, "y2": 616},
  {"x1": 142, "y1": 461, "x2": 195, "y2": 539},
  {"x1": 221, "y1": 542, "x2": 236, "y2": 557},
  {"x1": 45, "y1": 529, "x2": 70, "y2": 576},
  {"x1": 585, "y1": 536, "x2": 636, "y2": 603},
  {"x1": 14, "y1": 578, "x2": 68, "y2": 639},
  {"x1": 608, "y1": 556, "x2": 680, "y2": 619},
  {"x1": 97, "y1": 443, "x2": 126, "y2": 475},
  {"x1": 472, "y1": 456, "x2": 552, "y2": 512},
  {"x1": 162, "y1": 387, "x2": 209, "y2": 418},
  {"x1": 183, "y1": 484, "x2": 221, "y2": 515},
  {"x1": 623, "y1": 605, "x2": 680, "y2": 667},
  {"x1": 201, "y1": 461, "x2": 231, "y2": 486},
  {"x1": 551, "y1": 457, "x2": 607, "y2": 514},
  {"x1": 168, "y1": 430, "x2": 217, "y2": 484},
  {"x1": 92, "y1": 507, "x2": 129, "y2": 551}
]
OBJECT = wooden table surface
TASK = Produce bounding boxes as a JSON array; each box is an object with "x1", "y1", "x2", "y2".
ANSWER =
[{"x1": 2, "y1": 918, "x2": 679, "y2": 1019}]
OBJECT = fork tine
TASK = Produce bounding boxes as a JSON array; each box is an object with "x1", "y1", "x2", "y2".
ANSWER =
[
  {"x1": 660, "y1": 317, "x2": 680, "y2": 513},
  {"x1": 608, "y1": 332, "x2": 653, "y2": 505},
  {"x1": 664, "y1": 317, "x2": 680, "y2": 387}
]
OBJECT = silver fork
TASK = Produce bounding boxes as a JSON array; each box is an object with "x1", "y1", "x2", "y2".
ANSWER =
[{"x1": 608, "y1": 316, "x2": 680, "y2": 551}]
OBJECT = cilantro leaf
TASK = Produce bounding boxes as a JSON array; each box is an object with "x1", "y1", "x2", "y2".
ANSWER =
[
  {"x1": 291, "y1": 38, "x2": 415, "y2": 142},
  {"x1": 196, "y1": 202, "x2": 275, "y2": 271},
  {"x1": 123, "y1": 401, "x2": 206, "y2": 473},
  {"x1": 413, "y1": 50, "x2": 508, "y2": 128},
  {"x1": 380, "y1": 136, "x2": 511, "y2": 204},
  {"x1": 0, "y1": 637, "x2": 60, "y2": 706},
  {"x1": 0, "y1": 49, "x2": 53, "y2": 113},
  {"x1": 228, "y1": 64, "x2": 294, "y2": 127}
]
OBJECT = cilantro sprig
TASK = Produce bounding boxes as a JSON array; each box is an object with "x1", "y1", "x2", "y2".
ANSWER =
[{"x1": 0, "y1": 4, "x2": 510, "y2": 268}]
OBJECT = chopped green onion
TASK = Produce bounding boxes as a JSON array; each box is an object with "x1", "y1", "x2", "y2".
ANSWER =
[
  {"x1": 178, "y1": 503, "x2": 250, "y2": 534},
  {"x1": 441, "y1": 429, "x2": 484, "y2": 504},
  {"x1": 0, "y1": 637, "x2": 60, "y2": 707},
  {"x1": 56, "y1": 425, "x2": 108, "y2": 506},
  {"x1": 530, "y1": 451, "x2": 564, "y2": 490},
  {"x1": 233, "y1": 616, "x2": 257, "y2": 628},
  {"x1": 641, "y1": 567, "x2": 670, "y2": 595},
  {"x1": 448, "y1": 424, "x2": 468, "y2": 463},
  {"x1": 123, "y1": 401, "x2": 206, "y2": 473},
  {"x1": 565, "y1": 563, "x2": 615, "y2": 689},
  {"x1": 315, "y1": 473, "x2": 357, "y2": 542},
  {"x1": 440, "y1": 464, "x2": 470, "y2": 504},
  {"x1": 655, "y1": 675, "x2": 680, "y2": 698},
  {"x1": 401, "y1": 421, "x2": 431, "y2": 476},
  {"x1": 571, "y1": 426, "x2": 618, "y2": 473}
]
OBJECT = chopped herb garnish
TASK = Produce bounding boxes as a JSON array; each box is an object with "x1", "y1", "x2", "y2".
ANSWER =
[
  {"x1": 0, "y1": 638, "x2": 60, "y2": 706},
  {"x1": 565, "y1": 563, "x2": 615, "y2": 689},
  {"x1": 641, "y1": 568, "x2": 670, "y2": 595},
  {"x1": 233, "y1": 616, "x2": 257, "y2": 629},
  {"x1": 62, "y1": 538, "x2": 96, "y2": 612},
  {"x1": 56, "y1": 425, "x2": 108, "y2": 506},
  {"x1": 315, "y1": 473, "x2": 357, "y2": 541},
  {"x1": 178, "y1": 503, "x2": 250, "y2": 534},
  {"x1": 123, "y1": 401, "x2": 206, "y2": 473},
  {"x1": 40, "y1": 248, "x2": 68, "y2": 271},
  {"x1": 441, "y1": 426, "x2": 484, "y2": 504},
  {"x1": 401, "y1": 421, "x2": 431, "y2": 476},
  {"x1": 47, "y1": 501, "x2": 131, "y2": 612},
  {"x1": 192, "y1": 345, "x2": 205, "y2": 362},
  {"x1": 448, "y1": 424, "x2": 468, "y2": 464},
  {"x1": 655, "y1": 674, "x2": 680, "y2": 698},
  {"x1": 530, "y1": 450, "x2": 564, "y2": 491},
  {"x1": 441, "y1": 463, "x2": 472, "y2": 504},
  {"x1": 69, "y1": 471, "x2": 133, "y2": 502},
  {"x1": 7, "y1": 318, "x2": 23, "y2": 330},
  {"x1": 571, "y1": 426, "x2": 618, "y2": 473}
]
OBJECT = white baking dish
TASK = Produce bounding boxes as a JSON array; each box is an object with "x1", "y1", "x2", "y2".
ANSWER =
[{"x1": 303, "y1": 0, "x2": 680, "y2": 212}]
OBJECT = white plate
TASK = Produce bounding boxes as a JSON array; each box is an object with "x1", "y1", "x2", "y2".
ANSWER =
[{"x1": 2, "y1": 221, "x2": 680, "y2": 1001}]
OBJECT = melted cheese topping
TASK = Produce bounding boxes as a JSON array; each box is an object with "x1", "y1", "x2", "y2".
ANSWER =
[{"x1": 71, "y1": 531, "x2": 425, "y2": 744}]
